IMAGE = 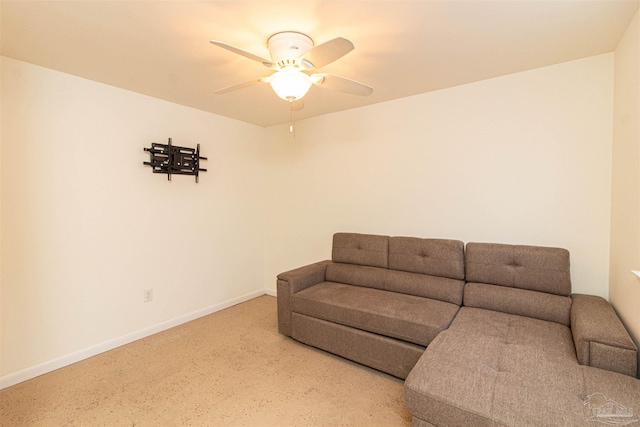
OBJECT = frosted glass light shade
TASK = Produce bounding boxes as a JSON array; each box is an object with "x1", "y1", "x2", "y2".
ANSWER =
[{"x1": 269, "y1": 69, "x2": 312, "y2": 101}]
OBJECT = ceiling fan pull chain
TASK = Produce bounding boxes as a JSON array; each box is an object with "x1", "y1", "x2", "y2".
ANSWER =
[{"x1": 289, "y1": 102, "x2": 296, "y2": 137}]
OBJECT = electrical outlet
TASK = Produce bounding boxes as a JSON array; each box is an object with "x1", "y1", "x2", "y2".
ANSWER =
[{"x1": 143, "y1": 288, "x2": 153, "y2": 303}]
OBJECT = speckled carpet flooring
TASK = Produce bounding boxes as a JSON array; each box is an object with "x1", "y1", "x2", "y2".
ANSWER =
[{"x1": 0, "y1": 295, "x2": 411, "y2": 427}]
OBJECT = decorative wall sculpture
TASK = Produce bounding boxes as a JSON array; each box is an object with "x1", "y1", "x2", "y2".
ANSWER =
[{"x1": 144, "y1": 138, "x2": 207, "y2": 183}]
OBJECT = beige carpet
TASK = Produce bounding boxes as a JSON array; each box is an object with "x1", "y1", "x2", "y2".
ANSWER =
[{"x1": 0, "y1": 295, "x2": 411, "y2": 426}]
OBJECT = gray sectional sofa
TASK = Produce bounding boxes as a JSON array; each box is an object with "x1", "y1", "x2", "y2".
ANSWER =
[{"x1": 277, "y1": 232, "x2": 640, "y2": 426}]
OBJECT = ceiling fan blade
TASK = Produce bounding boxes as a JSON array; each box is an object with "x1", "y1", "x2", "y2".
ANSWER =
[
  {"x1": 215, "y1": 78, "x2": 269, "y2": 94},
  {"x1": 301, "y1": 37, "x2": 354, "y2": 70},
  {"x1": 210, "y1": 40, "x2": 274, "y2": 68},
  {"x1": 313, "y1": 74, "x2": 373, "y2": 96}
]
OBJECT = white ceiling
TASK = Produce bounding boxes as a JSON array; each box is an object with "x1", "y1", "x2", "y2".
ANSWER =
[{"x1": 2, "y1": 0, "x2": 638, "y2": 127}]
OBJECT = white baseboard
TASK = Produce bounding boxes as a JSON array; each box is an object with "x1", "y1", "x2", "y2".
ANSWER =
[
  {"x1": 0, "y1": 289, "x2": 272, "y2": 390},
  {"x1": 264, "y1": 288, "x2": 277, "y2": 297}
]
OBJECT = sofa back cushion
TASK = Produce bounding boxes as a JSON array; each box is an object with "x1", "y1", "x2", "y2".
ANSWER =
[
  {"x1": 332, "y1": 233, "x2": 389, "y2": 268},
  {"x1": 389, "y1": 237, "x2": 465, "y2": 280},
  {"x1": 464, "y1": 283, "x2": 571, "y2": 325},
  {"x1": 464, "y1": 242, "x2": 572, "y2": 325},
  {"x1": 465, "y1": 242, "x2": 571, "y2": 295},
  {"x1": 325, "y1": 263, "x2": 464, "y2": 305},
  {"x1": 325, "y1": 263, "x2": 386, "y2": 291}
]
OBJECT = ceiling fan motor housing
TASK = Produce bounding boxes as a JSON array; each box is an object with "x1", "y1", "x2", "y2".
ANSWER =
[{"x1": 267, "y1": 32, "x2": 314, "y2": 69}]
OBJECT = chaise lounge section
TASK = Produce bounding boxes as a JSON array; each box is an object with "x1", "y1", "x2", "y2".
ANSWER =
[{"x1": 405, "y1": 242, "x2": 639, "y2": 426}]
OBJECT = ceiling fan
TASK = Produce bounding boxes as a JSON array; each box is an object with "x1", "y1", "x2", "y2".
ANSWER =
[{"x1": 210, "y1": 32, "x2": 373, "y2": 105}]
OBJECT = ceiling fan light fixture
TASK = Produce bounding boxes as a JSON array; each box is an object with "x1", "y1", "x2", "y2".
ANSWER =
[
  {"x1": 268, "y1": 69, "x2": 312, "y2": 101},
  {"x1": 211, "y1": 31, "x2": 372, "y2": 105}
]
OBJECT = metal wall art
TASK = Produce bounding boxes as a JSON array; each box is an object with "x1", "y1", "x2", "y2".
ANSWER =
[{"x1": 144, "y1": 138, "x2": 207, "y2": 183}]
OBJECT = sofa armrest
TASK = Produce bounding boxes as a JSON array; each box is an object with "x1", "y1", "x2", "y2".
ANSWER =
[
  {"x1": 276, "y1": 260, "x2": 331, "y2": 336},
  {"x1": 571, "y1": 293, "x2": 637, "y2": 377}
]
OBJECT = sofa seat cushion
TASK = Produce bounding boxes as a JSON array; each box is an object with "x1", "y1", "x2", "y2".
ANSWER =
[
  {"x1": 405, "y1": 307, "x2": 608, "y2": 426},
  {"x1": 291, "y1": 282, "x2": 460, "y2": 347}
]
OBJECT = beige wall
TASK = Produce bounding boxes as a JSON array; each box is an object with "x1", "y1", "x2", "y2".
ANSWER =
[
  {"x1": 0, "y1": 57, "x2": 267, "y2": 380},
  {"x1": 609, "y1": 9, "x2": 640, "y2": 377},
  {"x1": 264, "y1": 54, "x2": 615, "y2": 299}
]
